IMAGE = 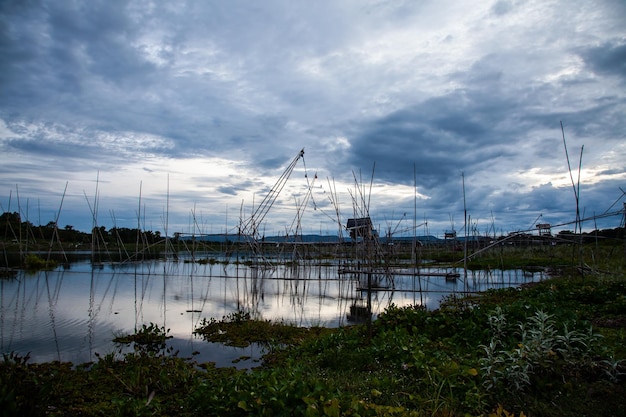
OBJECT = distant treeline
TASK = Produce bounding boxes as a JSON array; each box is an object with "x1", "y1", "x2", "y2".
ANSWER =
[
  {"x1": 1, "y1": 211, "x2": 162, "y2": 245},
  {"x1": 1, "y1": 211, "x2": 624, "y2": 245},
  {"x1": 556, "y1": 227, "x2": 625, "y2": 240}
]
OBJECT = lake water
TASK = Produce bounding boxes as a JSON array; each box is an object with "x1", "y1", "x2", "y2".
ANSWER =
[{"x1": 0, "y1": 257, "x2": 546, "y2": 367}]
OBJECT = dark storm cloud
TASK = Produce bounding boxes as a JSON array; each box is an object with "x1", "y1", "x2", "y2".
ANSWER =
[
  {"x1": 598, "y1": 168, "x2": 626, "y2": 176},
  {"x1": 1, "y1": 1, "x2": 149, "y2": 109},
  {"x1": 212, "y1": 178, "x2": 261, "y2": 198},
  {"x1": 348, "y1": 90, "x2": 518, "y2": 188},
  {"x1": 7, "y1": 138, "x2": 90, "y2": 159},
  {"x1": 216, "y1": 186, "x2": 239, "y2": 196},
  {"x1": 580, "y1": 40, "x2": 626, "y2": 80},
  {"x1": 490, "y1": 0, "x2": 515, "y2": 16}
]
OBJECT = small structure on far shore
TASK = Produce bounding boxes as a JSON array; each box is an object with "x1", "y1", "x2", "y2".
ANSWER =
[
  {"x1": 346, "y1": 217, "x2": 377, "y2": 241},
  {"x1": 444, "y1": 230, "x2": 457, "y2": 240},
  {"x1": 536, "y1": 223, "x2": 552, "y2": 236}
]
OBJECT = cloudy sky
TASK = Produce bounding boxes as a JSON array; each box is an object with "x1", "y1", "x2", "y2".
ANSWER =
[{"x1": 1, "y1": 0, "x2": 625, "y2": 238}]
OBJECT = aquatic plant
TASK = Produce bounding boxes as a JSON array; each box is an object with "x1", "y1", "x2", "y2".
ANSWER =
[
  {"x1": 479, "y1": 308, "x2": 604, "y2": 399},
  {"x1": 113, "y1": 323, "x2": 174, "y2": 355},
  {"x1": 194, "y1": 310, "x2": 320, "y2": 348},
  {"x1": 23, "y1": 254, "x2": 57, "y2": 270}
]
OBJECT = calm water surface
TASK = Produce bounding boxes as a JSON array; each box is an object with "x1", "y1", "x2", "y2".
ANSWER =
[{"x1": 0, "y1": 257, "x2": 545, "y2": 366}]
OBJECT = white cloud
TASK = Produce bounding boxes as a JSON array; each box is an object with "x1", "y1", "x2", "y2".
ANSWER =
[{"x1": 0, "y1": 119, "x2": 17, "y2": 141}]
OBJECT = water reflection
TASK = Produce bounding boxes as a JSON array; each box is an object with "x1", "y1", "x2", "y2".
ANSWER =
[{"x1": 0, "y1": 259, "x2": 545, "y2": 366}]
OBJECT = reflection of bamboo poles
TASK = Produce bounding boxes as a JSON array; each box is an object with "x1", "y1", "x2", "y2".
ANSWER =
[
  {"x1": 88, "y1": 269, "x2": 95, "y2": 359},
  {"x1": 134, "y1": 262, "x2": 153, "y2": 330},
  {"x1": 87, "y1": 268, "x2": 119, "y2": 360},
  {"x1": 44, "y1": 270, "x2": 63, "y2": 362},
  {"x1": 189, "y1": 263, "x2": 214, "y2": 329},
  {"x1": 14, "y1": 275, "x2": 24, "y2": 342}
]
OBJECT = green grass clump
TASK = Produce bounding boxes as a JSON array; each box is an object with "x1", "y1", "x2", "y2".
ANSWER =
[
  {"x1": 23, "y1": 254, "x2": 57, "y2": 270},
  {"x1": 194, "y1": 311, "x2": 330, "y2": 348}
]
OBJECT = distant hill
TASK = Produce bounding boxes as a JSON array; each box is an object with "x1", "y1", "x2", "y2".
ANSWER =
[{"x1": 176, "y1": 234, "x2": 445, "y2": 244}]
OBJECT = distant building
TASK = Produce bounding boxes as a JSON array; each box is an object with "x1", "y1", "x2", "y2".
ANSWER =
[
  {"x1": 536, "y1": 223, "x2": 551, "y2": 236},
  {"x1": 444, "y1": 230, "x2": 457, "y2": 239},
  {"x1": 346, "y1": 217, "x2": 377, "y2": 241}
]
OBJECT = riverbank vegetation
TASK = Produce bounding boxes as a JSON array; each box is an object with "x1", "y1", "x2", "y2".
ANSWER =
[{"x1": 1, "y1": 241, "x2": 625, "y2": 416}]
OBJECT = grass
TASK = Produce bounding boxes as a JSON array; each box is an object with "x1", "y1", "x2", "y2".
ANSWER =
[
  {"x1": 23, "y1": 254, "x2": 58, "y2": 271},
  {"x1": 194, "y1": 311, "x2": 332, "y2": 348},
  {"x1": 1, "y1": 242, "x2": 625, "y2": 416}
]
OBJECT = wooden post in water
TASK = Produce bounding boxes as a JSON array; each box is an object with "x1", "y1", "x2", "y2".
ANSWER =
[
  {"x1": 367, "y1": 271, "x2": 372, "y2": 341},
  {"x1": 164, "y1": 173, "x2": 170, "y2": 264},
  {"x1": 623, "y1": 202, "x2": 626, "y2": 262},
  {"x1": 462, "y1": 173, "x2": 467, "y2": 282}
]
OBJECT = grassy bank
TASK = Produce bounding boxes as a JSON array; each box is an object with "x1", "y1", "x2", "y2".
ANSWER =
[{"x1": 1, "y1": 246, "x2": 625, "y2": 416}]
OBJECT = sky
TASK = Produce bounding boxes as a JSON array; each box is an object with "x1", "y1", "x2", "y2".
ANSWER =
[{"x1": 1, "y1": 0, "x2": 625, "y2": 239}]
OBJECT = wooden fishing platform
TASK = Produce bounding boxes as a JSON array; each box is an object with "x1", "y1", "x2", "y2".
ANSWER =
[
  {"x1": 356, "y1": 286, "x2": 482, "y2": 294},
  {"x1": 338, "y1": 268, "x2": 460, "y2": 279}
]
